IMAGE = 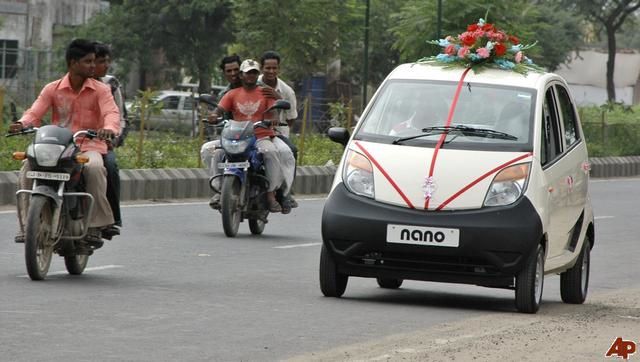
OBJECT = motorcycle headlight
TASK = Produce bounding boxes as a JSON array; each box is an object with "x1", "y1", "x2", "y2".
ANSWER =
[
  {"x1": 221, "y1": 138, "x2": 250, "y2": 155},
  {"x1": 34, "y1": 144, "x2": 65, "y2": 167},
  {"x1": 483, "y1": 162, "x2": 530, "y2": 207},
  {"x1": 343, "y1": 149, "x2": 375, "y2": 198}
]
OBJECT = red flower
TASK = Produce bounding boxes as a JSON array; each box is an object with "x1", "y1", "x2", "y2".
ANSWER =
[
  {"x1": 467, "y1": 24, "x2": 479, "y2": 32},
  {"x1": 509, "y1": 35, "x2": 520, "y2": 45},
  {"x1": 459, "y1": 32, "x2": 477, "y2": 46},
  {"x1": 482, "y1": 23, "x2": 495, "y2": 32},
  {"x1": 494, "y1": 43, "x2": 507, "y2": 56}
]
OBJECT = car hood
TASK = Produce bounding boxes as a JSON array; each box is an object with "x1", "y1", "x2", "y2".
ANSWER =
[{"x1": 348, "y1": 140, "x2": 533, "y2": 211}]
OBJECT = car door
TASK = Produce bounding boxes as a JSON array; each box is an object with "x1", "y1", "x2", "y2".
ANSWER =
[
  {"x1": 554, "y1": 84, "x2": 589, "y2": 252},
  {"x1": 180, "y1": 95, "x2": 196, "y2": 125},
  {"x1": 160, "y1": 95, "x2": 181, "y2": 122},
  {"x1": 539, "y1": 84, "x2": 570, "y2": 258}
]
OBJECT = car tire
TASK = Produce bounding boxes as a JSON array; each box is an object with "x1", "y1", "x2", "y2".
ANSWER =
[
  {"x1": 319, "y1": 244, "x2": 348, "y2": 297},
  {"x1": 515, "y1": 243, "x2": 545, "y2": 314},
  {"x1": 560, "y1": 235, "x2": 591, "y2": 304},
  {"x1": 376, "y1": 278, "x2": 403, "y2": 289}
]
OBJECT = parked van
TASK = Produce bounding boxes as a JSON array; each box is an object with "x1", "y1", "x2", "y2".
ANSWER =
[{"x1": 320, "y1": 63, "x2": 594, "y2": 313}]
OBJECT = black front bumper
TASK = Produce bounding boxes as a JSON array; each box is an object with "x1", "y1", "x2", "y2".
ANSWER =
[{"x1": 321, "y1": 184, "x2": 543, "y2": 288}]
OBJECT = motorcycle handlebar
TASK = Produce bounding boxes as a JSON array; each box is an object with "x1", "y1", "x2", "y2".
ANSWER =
[{"x1": 5, "y1": 127, "x2": 37, "y2": 137}]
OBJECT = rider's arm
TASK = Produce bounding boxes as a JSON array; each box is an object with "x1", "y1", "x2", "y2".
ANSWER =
[
  {"x1": 17, "y1": 81, "x2": 56, "y2": 128},
  {"x1": 97, "y1": 82, "x2": 121, "y2": 136}
]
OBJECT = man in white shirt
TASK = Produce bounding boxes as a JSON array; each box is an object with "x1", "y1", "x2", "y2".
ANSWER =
[{"x1": 258, "y1": 51, "x2": 299, "y2": 210}]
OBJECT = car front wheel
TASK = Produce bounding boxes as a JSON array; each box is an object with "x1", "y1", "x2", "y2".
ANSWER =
[
  {"x1": 560, "y1": 235, "x2": 591, "y2": 304},
  {"x1": 515, "y1": 243, "x2": 545, "y2": 313},
  {"x1": 319, "y1": 244, "x2": 348, "y2": 297}
]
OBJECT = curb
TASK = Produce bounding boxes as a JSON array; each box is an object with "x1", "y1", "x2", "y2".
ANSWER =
[{"x1": 0, "y1": 157, "x2": 634, "y2": 206}]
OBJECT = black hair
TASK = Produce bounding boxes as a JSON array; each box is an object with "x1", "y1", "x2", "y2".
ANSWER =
[
  {"x1": 65, "y1": 39, "x2": 96, "y2": 66},
  {"x1": 260, "y1": 50, "x2": 281, "y2": 66},
  {"x1": 93, "y1": 42, "x2": 112, "y2": 58},
  {"x1": 219, "y1": 54, "x2": 241, "y2": 70}
]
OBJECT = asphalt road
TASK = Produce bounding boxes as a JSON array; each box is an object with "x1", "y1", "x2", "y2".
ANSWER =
[{"x1": 1, "y1": 178, "x2": 639, "y2": 361}]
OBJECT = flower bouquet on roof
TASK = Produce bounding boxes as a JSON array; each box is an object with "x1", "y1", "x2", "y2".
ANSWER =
[{"x1": 419, "y1": 18, "x2": 544, "y2": 74}]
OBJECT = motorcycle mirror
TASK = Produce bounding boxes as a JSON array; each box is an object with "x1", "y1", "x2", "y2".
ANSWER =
[
  {"x1": 10, "y1": 102, "x2": 18, "y2": 123},
  {"x1": 265, "y1": 100, "x2": 291, "y2": 113},
  {"x1": 198, "y1": 94, "x2": 217, "y2": 107}
]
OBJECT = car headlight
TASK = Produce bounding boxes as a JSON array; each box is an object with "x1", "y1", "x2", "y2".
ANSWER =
[
  {"x1": 221, "y1": 138, "x2": 250, "y2": 155},
  {"x1": 34, "y1": 144, "x2": 65, "y2": 167},
  {"x1": 483, "y1": 162, "x2": 530, "y2": 207},
  {"x1": 343, "y1": 149, "x2": 375, "y2": 198}
]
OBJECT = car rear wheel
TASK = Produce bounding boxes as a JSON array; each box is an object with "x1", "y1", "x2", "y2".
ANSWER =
[
  {"x1": 560, "y1": 235, "x2": 591, "y2": 304},
  {"x1": 319, "y1": 244, "x2": 348, "y2": 297},
  {"x1": 376, "y1": 278, "x2": 403, "y2": 289},
  {"x1": 515, "y1": 243, "x2": 544, "y2": 313}
]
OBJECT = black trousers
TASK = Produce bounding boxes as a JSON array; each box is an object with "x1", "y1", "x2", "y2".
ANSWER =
[{"x1": 104, "y1": 150, "x2": 122, "y2": 226}]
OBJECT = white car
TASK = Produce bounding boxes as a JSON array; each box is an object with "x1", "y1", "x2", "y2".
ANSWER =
[
  {"x1": 126, "y1": 90, "x2": 198, "y2": 130},
  {"x1": 320, "y1": 63, "x2": 594, "y2": 313}
]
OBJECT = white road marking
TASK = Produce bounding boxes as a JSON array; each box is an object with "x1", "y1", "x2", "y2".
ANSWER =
[
  {"x1": 0, "y1": 210, "x2": 15, "y2": 215},
  {"x1": 595, "y1": 216, "x2": 614, "y2": 220},
  {"x1": 17, "y1": 264, "x2": 123, "y2": 278},
  {"x1": 273, "y1": 242, "x2": 321, "y2": 249}
]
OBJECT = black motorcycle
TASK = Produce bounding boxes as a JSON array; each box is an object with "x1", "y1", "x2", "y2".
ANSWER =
[{"x1": 10, "y1": 125, "x2": 106, "y2": 280}]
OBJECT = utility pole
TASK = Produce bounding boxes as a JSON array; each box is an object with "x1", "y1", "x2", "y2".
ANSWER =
[
  {"x1": 437, "y1": 0, "x2": 442, "y2": 39},
  {"x1": 362, "y1": 0, "x2": 370, "y2": 112}
]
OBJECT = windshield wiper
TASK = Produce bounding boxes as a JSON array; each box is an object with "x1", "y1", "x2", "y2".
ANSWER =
[
  {"x1": 392, "y1": 128, "x2": 449, "y2": 144},
  {"x1": 448, "y1": 125, "x2": 518, "y2": 140}
]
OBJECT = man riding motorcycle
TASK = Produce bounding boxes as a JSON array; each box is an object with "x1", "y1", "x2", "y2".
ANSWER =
[
  {"x1": 208, "y1": 59, "x2": 295, "y2": 213},
  {"x1": 10, "y1": 38, "x2": 121, "y2": 247}
]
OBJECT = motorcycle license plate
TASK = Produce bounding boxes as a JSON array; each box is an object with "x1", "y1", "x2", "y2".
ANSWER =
[
  {"x1": 26, "y1": 171, "x2": 70, "y2": 181},
  {"x1": 218, "y1": 161, "x2": 250, "y2": 169}
]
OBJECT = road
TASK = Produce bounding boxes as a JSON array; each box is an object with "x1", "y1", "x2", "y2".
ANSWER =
[{"x1": 1, "y1": 179, "x2": 639, "y2": 361}]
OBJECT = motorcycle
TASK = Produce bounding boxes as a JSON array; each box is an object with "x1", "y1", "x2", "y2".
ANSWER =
[
  {"x1": 9, "y1": 125, "x2": 108, "y2": 280},
  {"x1": 198, "y1": 95, "x2": 291, "y2": 237}
]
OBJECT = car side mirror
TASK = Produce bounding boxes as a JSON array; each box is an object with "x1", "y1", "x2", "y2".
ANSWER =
[{"x1": 327, "y1": 127, "x2": 350, "y2": 146}]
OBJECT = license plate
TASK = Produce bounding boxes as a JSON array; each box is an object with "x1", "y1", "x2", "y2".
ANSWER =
[
  {"x1": 26, "y1": 171, "x2": 70, "y2": 181},
  {"x1": 218, "y1": 161, "x2": 250, "y2": 169},
  {"x1": 387, "y1": 224, "x2": 459, "y2": 247}
]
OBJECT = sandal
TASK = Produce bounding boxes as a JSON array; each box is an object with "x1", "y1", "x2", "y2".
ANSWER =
[{"x1": 268, "y1": 199, "x2": 282, "y2": 213}]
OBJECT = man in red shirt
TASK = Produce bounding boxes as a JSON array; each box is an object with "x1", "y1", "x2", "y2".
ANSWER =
[
  {"x1": 213, "y1": 59, "x2": 295, "y2": 213},
  {"x1": 10, "y1": 39, "x2": 121, "y2": 246}
]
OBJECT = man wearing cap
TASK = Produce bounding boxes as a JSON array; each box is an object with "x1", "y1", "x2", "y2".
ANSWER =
[{"x1": 210, "y1": 59, "x2": 296, "y2": 213}]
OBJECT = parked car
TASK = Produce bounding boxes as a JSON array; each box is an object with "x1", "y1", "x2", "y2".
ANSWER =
[
  {"x1": 320, "y1": 63, "x2": 594, "y2": 313},
  {"x1": 126, "y1": 90, "x2": 199, "y2": 132}
]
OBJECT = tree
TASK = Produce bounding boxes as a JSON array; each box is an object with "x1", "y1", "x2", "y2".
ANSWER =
[
  {"x1": 562, "y1": 0, "x2": 640, "y2": 101},
  {"x1": 60, "y1": 0, "x2": 232, "y2": 93},
  {"x1": 390, "y1": 0, "x2": 582, "y2": 71}
]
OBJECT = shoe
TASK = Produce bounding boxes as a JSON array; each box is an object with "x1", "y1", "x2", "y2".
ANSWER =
[
  {"x1": 209, "y1": 194, "x2": 221, "y2": 210},
  {"x1": 101, "y1": 225, "x2": 120, "y2": 240},
  {"x1": 288, "y1": 197, "x2": 299, "y2": 208},
  {"x1": 85, "y1": 228, "x2": 104, "y2": 249},
  {"x1": 267, "y1": 199, "x2": 282, "y2": 213},
  {"x1": 14, "y1": 234, "x2": 25, "y2": 243},
  {"x1": 281, "y1": 201, "x2": 292, "y2": 214}
]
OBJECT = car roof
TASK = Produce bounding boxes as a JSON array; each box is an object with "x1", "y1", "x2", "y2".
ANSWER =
[
  {"x1": 387, "y1": 63, "x2": 561, "y2": 89},
  {"x1": 156, "y1": 90, "x2": 195, "y2": 97}
]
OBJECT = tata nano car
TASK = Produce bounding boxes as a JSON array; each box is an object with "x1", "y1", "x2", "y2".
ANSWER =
[{"x1": 320, "y1": 63, "x2": 594, "y2": 313}]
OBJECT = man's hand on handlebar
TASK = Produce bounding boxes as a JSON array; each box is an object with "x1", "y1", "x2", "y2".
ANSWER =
[
  {"x1": 8, "y1": 122, "x2": 23, "y2": 134},
  {"x1": 96, "y1": 128, "x2": 116, "y2": 140}
]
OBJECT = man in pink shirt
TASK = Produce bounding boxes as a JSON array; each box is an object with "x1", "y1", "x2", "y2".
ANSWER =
[{"x1": 10, "y1": 39, "x2": 121, "y2": 245}]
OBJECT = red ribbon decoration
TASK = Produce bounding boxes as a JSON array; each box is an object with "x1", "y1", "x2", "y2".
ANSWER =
[{"x1": 424, "y1": 67, "x2": 472, "y2": 209}]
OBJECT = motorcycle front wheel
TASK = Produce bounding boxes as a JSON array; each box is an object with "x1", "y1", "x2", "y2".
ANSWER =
[
  {"x1": 25, "y1": 195, "x2": 55, "y2": 280},
  {"x1": 221, "y1": 175, "x2": 241, "y2": 237}
]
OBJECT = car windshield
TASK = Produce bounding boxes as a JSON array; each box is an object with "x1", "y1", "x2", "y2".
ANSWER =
[{"x1": 357, "y1": 79, "x2": 535, "y2": 151}]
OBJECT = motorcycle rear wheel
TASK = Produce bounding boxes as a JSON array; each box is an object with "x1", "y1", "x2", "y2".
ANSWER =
[
  {"x1": 25, "y1": 195, "x2": 55, "y2": 281},
  {"x1": 64, "y1": 219, "x2": 89, "y2": 275},
  {"x1": 249, "y1": 218, "x2": 266, "y2": 235},
  {"x1": 221, "y1": 175, "x2": 241, "y2": 237}
]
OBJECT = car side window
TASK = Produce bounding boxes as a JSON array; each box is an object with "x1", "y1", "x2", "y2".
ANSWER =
[
  {"x1": 183, "y1": 96, "x2": 193, "y2": 111},
  {"x1": 163, "y1": 96, "x2": 180, "y2": 110},
  {"x1": 540, "y1": 87, "x2": 562, "y2": 166},
  {"x1": 555, "y1": 85, "x2": 579, "y2": 148}
]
